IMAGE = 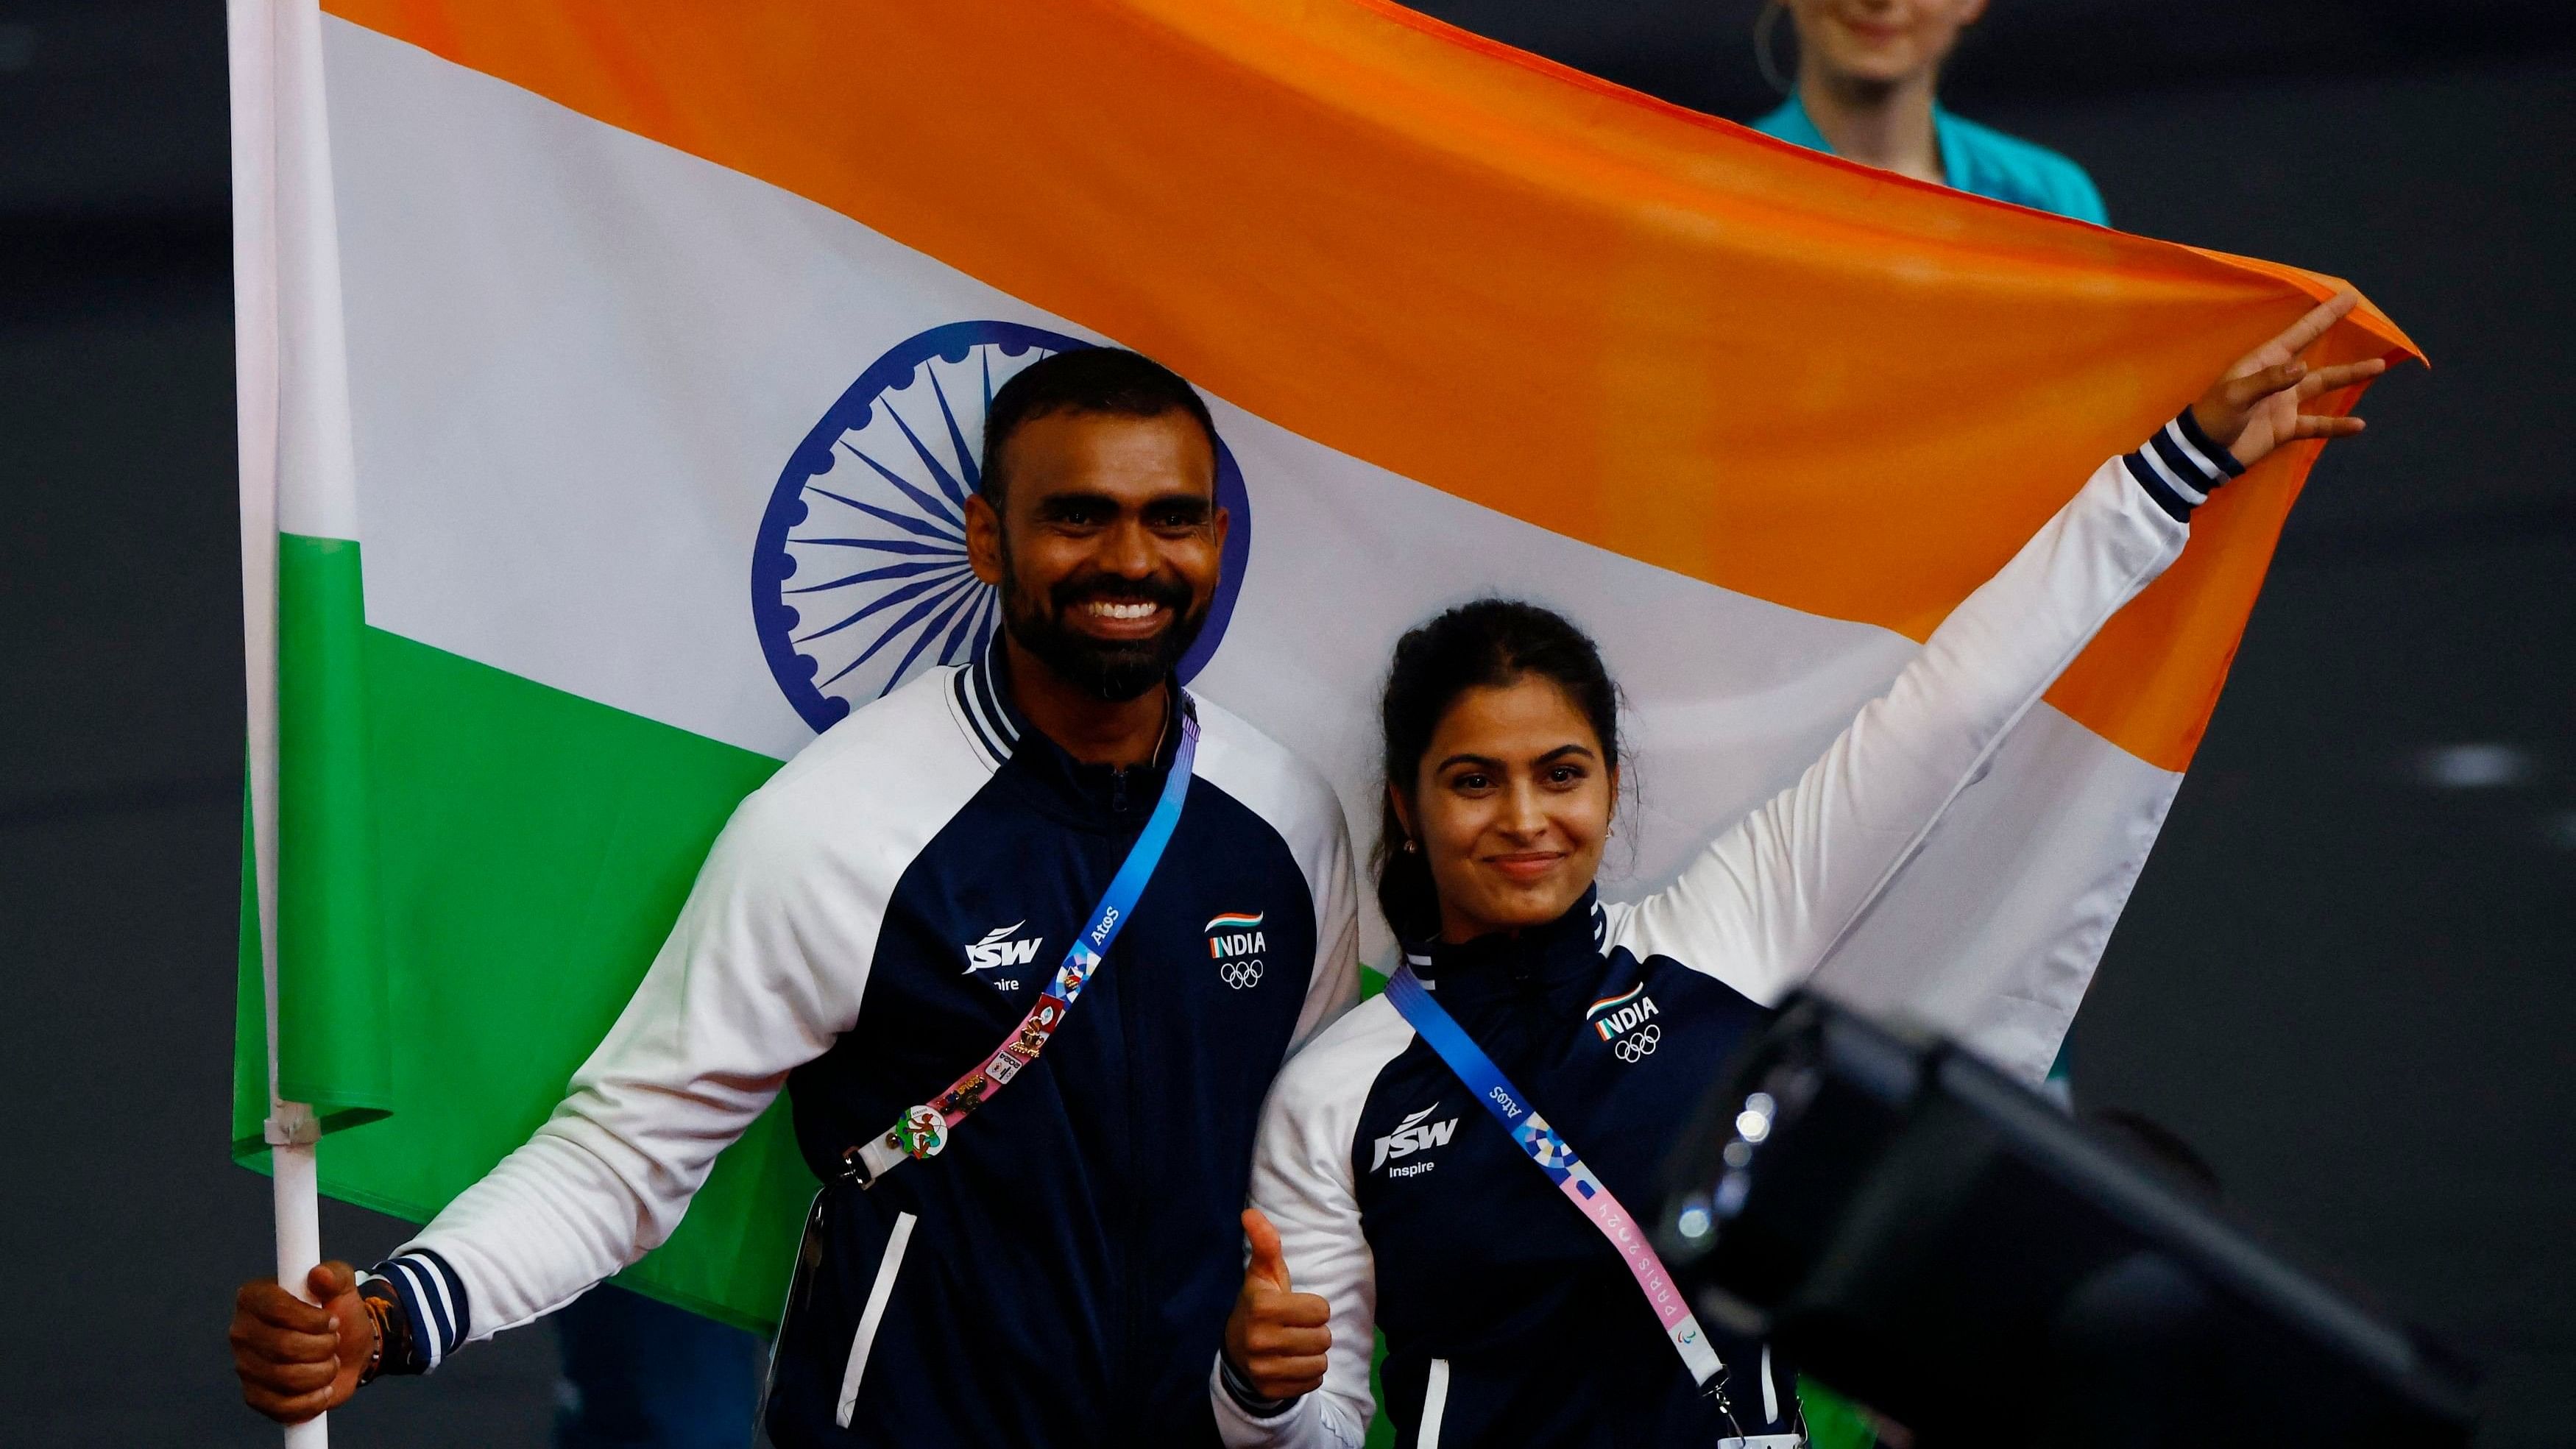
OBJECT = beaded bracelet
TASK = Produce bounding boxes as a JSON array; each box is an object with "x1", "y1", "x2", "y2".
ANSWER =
[{"x1": 354, "y1": 1280, "x2": 400, "y2": 1386}]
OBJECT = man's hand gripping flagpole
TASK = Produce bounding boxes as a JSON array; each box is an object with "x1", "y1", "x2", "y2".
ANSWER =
[{"x1": 227, "y1": 0, "x2": 359, "y2": 1439}]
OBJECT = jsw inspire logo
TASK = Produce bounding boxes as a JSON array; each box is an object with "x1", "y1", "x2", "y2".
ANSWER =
[
  {"x1": 963, "y1": 921, "x2": 1044, "y2": 976},
  {"x1": 1371, "y1": 1104, "x2": 1459, "y2": 1176}
]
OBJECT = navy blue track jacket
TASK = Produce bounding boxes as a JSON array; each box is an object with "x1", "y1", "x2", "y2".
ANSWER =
[{"x1": 370, "y1": 645, "x2": 1361, "y2": 1447}]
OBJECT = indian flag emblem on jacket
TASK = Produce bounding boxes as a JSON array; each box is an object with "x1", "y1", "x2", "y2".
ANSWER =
[
  {"x1": 1588, "y1": 984, "x2": 1661, "y2": 1043},
  {"x1": 1206, "y1": 912, "x2": 1267, "y2": 960}
]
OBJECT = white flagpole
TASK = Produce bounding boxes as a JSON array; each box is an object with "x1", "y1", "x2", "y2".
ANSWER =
[{"x1": 229, "y1": 0, "x2": 327, "y2": 1442}]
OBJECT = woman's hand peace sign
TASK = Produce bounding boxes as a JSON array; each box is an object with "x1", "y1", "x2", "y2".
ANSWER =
[{"x1": 2189, "y1": 289, "x2": 2390, "y2": 470}]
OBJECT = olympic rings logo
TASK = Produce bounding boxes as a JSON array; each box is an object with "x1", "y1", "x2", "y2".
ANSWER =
[
  {"x1": 1219, "y1": 960, "x2": 1265, "y2": 991},
  {"x1": 1613, "y1": 1024, "x2": 1661, "y2": 1063}
]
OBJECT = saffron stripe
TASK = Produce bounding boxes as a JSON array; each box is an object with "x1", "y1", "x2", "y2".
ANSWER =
[
  {"x1": 319, "y1": 0, "x2": 2415, "y2": 774},
  {"x1": 1585, "y1": 982, "x2": 1645, "y2": 1018}
]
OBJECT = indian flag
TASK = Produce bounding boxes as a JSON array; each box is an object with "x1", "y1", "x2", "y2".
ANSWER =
[{"x1": 230, "y1": 0, "x2": 2414, "y2": 1335}]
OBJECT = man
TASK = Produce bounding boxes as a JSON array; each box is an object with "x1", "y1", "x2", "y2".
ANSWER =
[
  {"x1": 230, "y1": 348, "x2": 1362, "y2": 1446},
  {"x1": 1751, "y1": 0, "x2": 2109, "y2": 224}
]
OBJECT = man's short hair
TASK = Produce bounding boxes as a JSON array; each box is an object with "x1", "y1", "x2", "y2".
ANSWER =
[{"x1": 979, "y1": 347, "x2": 1220, "y2": 506}]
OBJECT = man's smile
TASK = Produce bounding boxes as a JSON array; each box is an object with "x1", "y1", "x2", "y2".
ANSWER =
[{"x1": 1072, "y1": 597, "x2": 1171, "y2": 639}]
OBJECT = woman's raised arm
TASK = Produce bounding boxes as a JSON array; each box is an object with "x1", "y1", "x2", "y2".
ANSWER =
[{"x1": 1607, "y1": 294, "x2": 2385, "y2": 1007}]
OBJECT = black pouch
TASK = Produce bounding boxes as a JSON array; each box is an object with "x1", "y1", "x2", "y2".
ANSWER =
[{"x1": 756, "y1": 1185, "x2": 834, "y2": 1432}]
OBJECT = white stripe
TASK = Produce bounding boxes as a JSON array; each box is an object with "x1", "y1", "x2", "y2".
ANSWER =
[
  {"x1": 977, "y1": 653, "x2": 1019, "y2": 744},
  {"x1": 263, "y1": 0, "x2": 361, "y2": 542},
  {"x1": 326, "y1": 21, "x2": 2184, "y2": 1080},
  {"x1": 835, "y1": 1211, "x2": 918, "y2": 1428},
  {"x1": 2137, "y1": 444, "x2": 2207, "y2": 506},
  {"x1": 383, "y1": 1261, "x2": 428, "y2": 1363},
  {"x1": 388, "y1": 1260, "x2": 442, "y2": 1369},
  {"x1": 1419, "y1": 1357, "x2": 1451, "y2": 1449},
  {"x1": 409, "y1": 1254, "x2": 461, "y2": 1354},
  {"x1": 961, "y1": 681, "x2": 999, "y2": 757},
  {"x1": 2162, "y1": 417, "x2": 2223, "y2": 481},
  {"x1": 957, "y1": 664, "x2": 995, "y2": 747},
  {"x1": 977, "y1": 678, "x2": 1016, "y2": 748},
  {"x1": 1808, "y1": 701, "x2": 2181, "y2": 1082},
  {"x1": 1761, "y1": 1343, "x2": 1780, "y2": 1424},
  {"x1": 947, "y1": 669, "x2": 1006, "y2": 768}
]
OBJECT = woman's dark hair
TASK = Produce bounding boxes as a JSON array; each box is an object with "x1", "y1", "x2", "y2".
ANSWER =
[{"x1": 1376, "y1": 599, "x2": 1621, "y2": 942}]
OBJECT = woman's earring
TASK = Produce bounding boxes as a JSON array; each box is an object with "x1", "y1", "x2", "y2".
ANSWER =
[
  {"x1": 1401, "y1": 838, "x2": 1418, "y2": 854},
  {"x1": 1755, "y1": 0, "x2": 1795, "y2": 97}
]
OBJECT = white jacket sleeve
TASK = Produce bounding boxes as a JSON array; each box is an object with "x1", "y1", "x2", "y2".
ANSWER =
[
  {"x1": 405, "y1": 783, "x2": 878, "y2": 1339},
  {"x1": 1292, "y1": 823, "x2": 1364, "y2": 1052},
  {"x1": 1607, "y1": 456, "x2": 2191, "y2": 1006},
  {"x1": 1194, "y1": 699, "x2": 1365, "y2": 1053},
  {"x1": 1213, "y1": 1001, "x2": 1415, "y2": 1449}
]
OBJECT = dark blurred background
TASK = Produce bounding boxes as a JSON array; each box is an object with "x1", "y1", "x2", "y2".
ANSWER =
[{"x1": 3, "y1": 1, "x2": 2569, "y2": 1444}]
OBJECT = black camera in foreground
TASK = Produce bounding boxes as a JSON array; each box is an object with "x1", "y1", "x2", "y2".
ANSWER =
[{"x1": 1655, "y1": 995, "x2": 2477, "y2": 1448}]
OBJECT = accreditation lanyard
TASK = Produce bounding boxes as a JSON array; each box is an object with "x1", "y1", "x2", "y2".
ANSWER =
[
  {"x1": 843, "y1": 706, "x2": 1200, "y2": 1187},
  {"x1": 1384, "y1": 963, "x2": 1724, "y2": 1386}
]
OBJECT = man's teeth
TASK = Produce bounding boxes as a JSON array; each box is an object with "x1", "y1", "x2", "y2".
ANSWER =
[{"x1": 1084, "y1": 600, "x2": 1160, "y2": 620}]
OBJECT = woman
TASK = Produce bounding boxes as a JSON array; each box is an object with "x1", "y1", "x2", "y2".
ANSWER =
[
  {"x1": 1209, "y1": 296, "x2": 2384, "y2": 1448},
  {"x1": 1751, "y1": 0, "x2": 2107, "y2": 224}
]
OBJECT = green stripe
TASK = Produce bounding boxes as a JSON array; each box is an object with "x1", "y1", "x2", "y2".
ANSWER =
[
  {"x1": 236, "y1": 535, "x2": 813, "y2": 1328},
  {"x1": 275, "y1": 534, "x2": 390, "y2": 1117},
  {"x1": 1801, "y1": 1378, "x2": 1880, "y2": 1449}
]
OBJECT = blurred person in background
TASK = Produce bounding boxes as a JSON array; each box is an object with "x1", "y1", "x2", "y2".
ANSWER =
[{"x1": 1750, "y1": 0, "x2": 2109, "y2": 224}]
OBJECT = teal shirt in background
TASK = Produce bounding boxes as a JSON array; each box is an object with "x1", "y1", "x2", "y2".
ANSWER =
[
  {"x1": 1752, "y1": 95, "x2": 2109, "y2": 224},
  {"x1": 1749, "y1": 107, "x2": 2104, "y2": 1448}
]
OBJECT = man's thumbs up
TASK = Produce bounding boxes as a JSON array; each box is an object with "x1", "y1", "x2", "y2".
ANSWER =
[{"x1": 1222, "y1": 1208, "x2": 1332, "y2": 1403}]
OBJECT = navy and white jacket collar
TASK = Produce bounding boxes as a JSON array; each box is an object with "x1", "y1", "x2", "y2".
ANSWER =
[
  {"x1": 953, "y1": 637, "x2": 1191, "y2": 826},
  {"x1": 949, "y1": 636, "x2": 1028, "y2": 767},
  {"x1": 1401, "y1": 888, "x2": 1611, "y2": 1010}
]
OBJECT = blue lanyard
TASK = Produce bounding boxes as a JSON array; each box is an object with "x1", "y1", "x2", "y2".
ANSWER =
[
  {"x1": 846, "y1": 701, "x2": 1199, "y2": 1185},
  {"x1": 1384, "y1": 963, "x2": 1726, "y2": 1386}
]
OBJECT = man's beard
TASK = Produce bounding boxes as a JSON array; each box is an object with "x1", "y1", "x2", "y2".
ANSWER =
[{"x1": 999, "y1": 551, "x2": 1209, "y2": 704}]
